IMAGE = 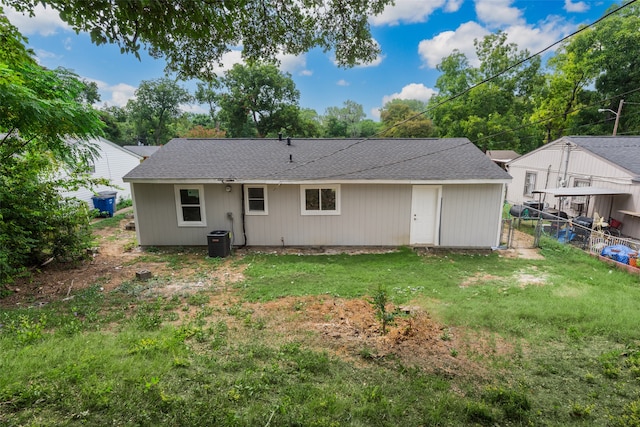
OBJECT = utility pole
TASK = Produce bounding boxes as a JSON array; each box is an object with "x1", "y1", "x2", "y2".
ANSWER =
[
  {"x1": 598, "y1": 99, "x2": 624, "y2": 136},
  {"x1": 613, "y1": 99, "x2": 624, "y2": 136}
]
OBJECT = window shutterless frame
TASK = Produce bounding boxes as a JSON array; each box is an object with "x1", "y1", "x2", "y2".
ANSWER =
[
  {"x1": 300, "y1": 184, "x2": 340, "y2": 215},
  {"x1": 244, "y1": 185, "x2": 268, "y2": 215},
  {"x1": 174, "y1": 185, "x2": 207, "y2": 227},
  {"x1": 523, "y1": 172, "x2": 537, "y2": 197}
]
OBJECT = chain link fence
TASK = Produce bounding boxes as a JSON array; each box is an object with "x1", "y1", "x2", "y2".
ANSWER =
[{"x1": 505, "y1": 202, "x2": 640, "y2": 264}]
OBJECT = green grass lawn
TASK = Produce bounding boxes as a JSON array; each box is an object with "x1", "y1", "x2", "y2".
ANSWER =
[{"x1": 1, "y1": 235, "x2": 640, "y2": 426}]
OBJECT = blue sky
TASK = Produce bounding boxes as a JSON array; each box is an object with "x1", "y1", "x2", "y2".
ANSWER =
[{"x1": 4, "y1": 0, "x2": 620, "y2": 120}]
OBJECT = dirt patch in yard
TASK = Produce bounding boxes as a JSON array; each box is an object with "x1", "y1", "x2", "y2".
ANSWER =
[{"x1": 2, "y1": 215, "x2": 518, "y2": 380}]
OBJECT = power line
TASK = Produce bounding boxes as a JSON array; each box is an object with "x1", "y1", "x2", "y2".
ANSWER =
[
  {"x1": 375, "y1": 0, "x2": 637, "y2": 136},
  {"x1": 470, "y1": 86, "x2": 640, "y2": 147},
  {"x1": 266, "y1": 0, "x2": 637, "y2": 179}
]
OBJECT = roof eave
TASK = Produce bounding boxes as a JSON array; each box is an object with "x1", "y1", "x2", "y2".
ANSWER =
[{"x1": 124, "y1": 177, "x2": 512, "y2": 185}]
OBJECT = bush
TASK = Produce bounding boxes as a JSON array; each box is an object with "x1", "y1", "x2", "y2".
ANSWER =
[
  {"x1": 0, "y1": 175, "x2": 93, "y2": 285},
  {"x1": 116, "y1": 197, "x2": 132, "y2": 211}
]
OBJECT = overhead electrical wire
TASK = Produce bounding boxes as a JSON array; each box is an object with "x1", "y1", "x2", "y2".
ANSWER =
[
  {"x1": 471, "y1": 86, "x2": 640, "y2": 147},
  {"x1": 265, "y1": 0, "x2": 638, "y2": 180}
]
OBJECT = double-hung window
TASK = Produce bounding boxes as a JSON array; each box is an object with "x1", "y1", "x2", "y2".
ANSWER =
[
  {"x1": 572, "y1": 179, "x2": 590, "y2": 204},
  {"x1": 174, "y1": 185, "x2": 206, "y2": 227},
  {"x1": 245, "y1": 185, "x2": 268, "y2": 215},
  {"x1": 300, "y1": 185, "x2": 340, "y2": 215},
  {"x1": 523, "y1": 172, "x2": 537, "y2": 197}
]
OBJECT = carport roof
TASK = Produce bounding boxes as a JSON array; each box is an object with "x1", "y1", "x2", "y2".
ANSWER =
[{"x1": 532, "y1": 187, "x2": 630, "y2": 197}]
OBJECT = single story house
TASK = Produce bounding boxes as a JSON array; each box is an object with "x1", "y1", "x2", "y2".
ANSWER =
[
  {"x1": 61, "y1": 137, "x2": 143, "y2": 207},
  {"x1": 505, "y1": 136, "x2": 640, "y2": 238},
  {"x1": 123, "y1": 137, "x2": 511, "y2": 249}
]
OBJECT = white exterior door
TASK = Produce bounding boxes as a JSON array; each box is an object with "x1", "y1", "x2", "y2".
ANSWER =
[{"x1": 410, "y1": 185, "x2": 441, "y2": 245}]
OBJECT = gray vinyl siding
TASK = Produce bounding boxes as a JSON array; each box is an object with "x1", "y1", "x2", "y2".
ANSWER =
[
  {"x1": 440, "y1": 184, "x2": 503, "y2": 248},
  {"x1": 132, "y1": 182, "x2": 504, "y2": 248},
  {"x1": 246, "y1": 184, "x2": 411, "y2": 246},
  {"x1": 132, "y1": 183, "x2": 242, "y2": 246}
]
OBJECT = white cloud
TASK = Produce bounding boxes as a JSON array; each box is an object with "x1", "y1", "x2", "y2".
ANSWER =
[
  {"x1": 108, "y1": 83, "x2": 137, "y2": 107},
  {"x1": 418, "y1": 11, "x2": 572, "y2": 70},
  {"x1": 564, "y1": 0, "x2": 589, "y2": 13},
  {"x1": 5, "y1": 4, "x2": 71, "y2": 36},
  {"x1": 418, "y1": 21, "x2": 489, "y2": 69},
  {"x1": 381, "y1": 83, "x2": 437, "y2": 106},
  {"x1": 89, "y1": 79, "x2": 137, "y2": 108},
  {"x1": 350, "y1": 54, "x2": 385, "y2": 68},
  {"x1": 34, "y1": 48, "x2": 62, "y2": 63},
  {"x1": 372, "y1": 83, "x2": 437, "y2": 120},
  {"x1": 180, "y1": 104, "x2": 208, "y2": 114},
  {"x1": 202, "y1": 50, "x2": 309, "y2": 76},
  {"x1": 444, "y1": 0, "x2": 464, "y2": 12},
  {"x1": 337, "y1": 79, "x2": 350, "y2": 87},
  {"x1": 503, "y1": 17, "x2": 570, "y2": 56},
  {"x1": 475, "y1": 0, "x2": 524, "y2": 27},
  {"x1": 370, "y1": 0, "x2": 447, "y2": 26},
  {"x1": 203, "y1": 50, "x2": 244, "y2": 76},
  {"x1": 278, "y1": 53, "x2": 307, "y2": 74},
  {"x1": 300, "y1": 69, "x2": 313, "y2": 76}
]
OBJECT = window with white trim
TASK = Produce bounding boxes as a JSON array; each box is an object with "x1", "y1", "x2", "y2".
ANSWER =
[
  {"x1": 572, "y1": 179, "x2": 590, "y2": 203},
  {"x1": 301, "y1": 185, "x2": 340, "y2": 215},
  {"x1": 245, "y1": 185, "x2": 268, "y2": 215},
  {"x1": 523, "y1": 172, "x2": 537, "y2": 197},
  {"x1": 174, "y1": 185, "x2": 206, "y2": 227}
]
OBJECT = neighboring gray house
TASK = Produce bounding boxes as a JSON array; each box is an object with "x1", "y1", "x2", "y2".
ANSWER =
[
  {"x1": 123, "y1": 145, "x2": 161, "y2": 160},
  {"x1": 486, "y1": 150, "x2": 519, "y2": 170},
  {"x1": 123, "y1": 137, "x2": 511, "y2": 249},
  {"x1": 506, "y1": 136, "x2": 640, "y2": 238},
  {"x1": 61, "y1": 137, "x2": 142, "y2": 207}
]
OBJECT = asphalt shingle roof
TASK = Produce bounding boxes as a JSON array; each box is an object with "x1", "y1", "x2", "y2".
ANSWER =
[
  {"x1": 123, "y1": 145, "x2": 161, "y2": 157},
  {"x1": 564, "y1": 136, "x2": 640, "y2": 176},
  {"x1": 123, "y1": 138, "x2": 511, "y2": 182}
]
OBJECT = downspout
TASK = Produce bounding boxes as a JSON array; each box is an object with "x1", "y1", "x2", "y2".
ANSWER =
[
  {"x1": 562, "y1": 142, "x2": 571, "y2": 186},
  {"x1": 560, "y1": 142, "x2": 572, "y2": 213},
  {"x1": 542, "y1": 164, "x2": 552, "y2": 205},
  {"x1": 240, "y1": 184, "x2": 247, "y2": 247}
]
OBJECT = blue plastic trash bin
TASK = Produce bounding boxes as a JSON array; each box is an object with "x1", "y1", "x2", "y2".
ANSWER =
[{"x1": 92, "y1": 191, "x2": 117, "y2": 217}]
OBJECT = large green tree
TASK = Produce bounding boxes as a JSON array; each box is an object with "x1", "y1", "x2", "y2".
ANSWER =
[
  {"x1": 126, "y1": 77, "x2": 192, "y2": 145},
  {"x1": 217, "y1": 63, "x2": 301, "y2": 138},
  {"x1": 429, "y1": 32, "x2": 544, "y2": 152},
  {"x1": 379, "y1": 99, "x2": 434, "y2": 138},
  {"x1": 0, "y1": 10, "x2": 104, "y2": 284},
  {"x1": 322, "y1": 100, "x2": 366, "y2": 137},
  {"x1": 532, "y1": 2, "x2": 640, "y2": 139},
  {"x1": 3, "y1": 0, "x2": 393, "y2": 79}
]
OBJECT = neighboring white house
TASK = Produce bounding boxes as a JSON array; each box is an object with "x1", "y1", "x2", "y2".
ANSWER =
[
  {"x1": 62, "y1": 137, "x2": 142, "y2": 208},
  {"x1": 505, "y1": 136, "x2": 640, "y2": 239},
  {"x1": 123, "y1": 137, "x2": 511, "y2": 249}
]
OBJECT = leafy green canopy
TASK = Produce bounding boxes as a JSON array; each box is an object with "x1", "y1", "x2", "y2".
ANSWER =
[
  {"x1": 532, "y1": 2, "x2": 640, "y2": 139},
  {"x1": 428, "y1": 32, "x2": 544, "y2": 152},
  {"x1": 217, "y1": 63, "x2": 301, "y2": 137},
  {"x1": 0, "y1": 10, "x2": 104, "y2": 285},
  {"x1": 126, "y1": 77, "x2": 192, "y2": 145},
  {"x1": 3, "y1": 0, "x2": 393, "y2": 79}
]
